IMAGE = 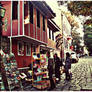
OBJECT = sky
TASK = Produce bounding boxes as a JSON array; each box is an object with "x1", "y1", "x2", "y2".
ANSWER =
[{"x1": 46, "y1": 1, "x2": 62, "y2": 28}]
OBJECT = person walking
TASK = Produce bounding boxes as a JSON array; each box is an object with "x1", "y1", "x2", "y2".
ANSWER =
[
  {"x1": 65, "y1": 52, "x2": 71, "y2": 81},
  {"x1": 54, "y1": 53, "x2": 62, "y2": 82},
  {"x1": 47, "y1": 51, "x2": 56, "y2": 90}
]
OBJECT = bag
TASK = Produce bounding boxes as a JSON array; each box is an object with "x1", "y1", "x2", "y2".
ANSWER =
[
  {"x1": 69, "y1": 69, "x2": 72, "y2": 78},
  {"x1": 61, "y1": 66, "x2": 65, "y2": 74},
  {"x1": 63, "y1": 68, "x2": 65, "y2": 73}
]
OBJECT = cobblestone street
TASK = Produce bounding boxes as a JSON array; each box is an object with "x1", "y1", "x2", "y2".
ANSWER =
[{"x1": 53, "y1": 56, "x2": 92, "y2": 91}]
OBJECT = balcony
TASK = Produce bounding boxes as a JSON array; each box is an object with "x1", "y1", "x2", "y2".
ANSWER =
[{"x1": 24, "y1": 23, "x2": 47, "y2": 44}]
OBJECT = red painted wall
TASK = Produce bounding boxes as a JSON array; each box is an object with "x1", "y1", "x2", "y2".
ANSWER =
[
  {"x1": 24, "y1": 24, "x2": 29, "y2": 36},
  {"x1": 34, "y1": 8, "x2": 36, "y2": 39},
  {"x1": 20, "y1": 1, "x2": 23, "y2": 35},
  {"x1": 30, "y1": 23, "x2": 34, "y2": 38},
  {"x1": 45, "y1": 18, "x2": 48, "y2": 43},
  {"x1": 2, "y1": 1, "x2": 11, "y2": 36},
  {"x1": 37, "y1": 28, "x2": 40, "y2": 40},
  {"x1": 12, "y1": 20, "x2": 18, "y2": 36},
  {"x1": 40, "y1": 14, "x2": 43, "y2": 41},
  {"x1": 12, "y1": 39, "x2": 32, "y2": 68}
]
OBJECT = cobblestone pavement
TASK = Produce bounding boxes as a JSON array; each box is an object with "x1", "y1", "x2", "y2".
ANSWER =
[
  {"x1": 23, "y1": 56, "x2": 92, "y2": 91},
  {"x1": 53, "y1": 56, "x2": 92, "y2": 91}
]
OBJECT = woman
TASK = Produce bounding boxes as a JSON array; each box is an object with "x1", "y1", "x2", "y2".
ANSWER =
[
  {"x1": 54, "y1": 53, "x2": 62, "y2": 82},
  {"x1": 65, "y1": 52, "x2": 71, "y2": 80}
]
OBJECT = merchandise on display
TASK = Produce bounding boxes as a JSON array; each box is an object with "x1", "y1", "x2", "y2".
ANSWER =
[
  {"x1": 32, "y1": 53, "x2": 49, "y2": 89},
  {"x1": 0, "y1": 73, "x2": 5, "y2": 91},
  {"x1": 0, "y1": 50, "x2": 23, "y2": 91}
]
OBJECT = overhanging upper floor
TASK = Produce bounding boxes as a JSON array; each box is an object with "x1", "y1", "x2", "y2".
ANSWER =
[{"x1": 2, "y1": 1, "x2": 56, "y2": 45}]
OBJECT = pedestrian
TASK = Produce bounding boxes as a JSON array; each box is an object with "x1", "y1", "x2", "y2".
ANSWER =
[
  {"x1": 47, "y1": 51, "x2": 56, "y2": 90},
  {"x1": 54, "y1": 53, "x2": 62, "y2": 82},
  {"x1": 65, "y1": 52, "x2": 71, "y2": 81}
]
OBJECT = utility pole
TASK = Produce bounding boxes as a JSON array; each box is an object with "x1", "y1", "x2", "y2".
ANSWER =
[
  {"x1": 57, "y1": 8, "x2": 64, "y2": 61},
  {"x1": 61, "y1": 12, "x2": 64, "y2": 61}
]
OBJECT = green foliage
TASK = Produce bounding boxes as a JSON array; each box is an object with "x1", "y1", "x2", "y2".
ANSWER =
[
  {"x1": 87, "y1": 34, "x2": 92, "y2": 38},
  {"x1": 84, "y1": 25, "x2": 92, "y2": 52},
  {"x1": 68, "y1": 1, "x2": 92, "y2": 16},
  {"x1": 84, "y1": 19, "x2": 92, "y2": 25},
  {"x1": 58, "y1": 1, "x2": 92, "y2": 53},
  {"x1": 72, "y1": 31, "x2": 82, "y2": 53}
]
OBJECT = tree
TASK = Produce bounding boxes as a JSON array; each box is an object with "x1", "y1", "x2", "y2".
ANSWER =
[
  {"x1": 84, "y1": 25, "x2": 92, "y2": 53},
  {"x1": 67, "y1": 1, "x2": 92, "y2": 54},
  {"x1": 71, "y1": 31, "x2": 82, "y2": 53},
  {"x1": 67, "y1": 1, "x2": 92, "y2": 16}
]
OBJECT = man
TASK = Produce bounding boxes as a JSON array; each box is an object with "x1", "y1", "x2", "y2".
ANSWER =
[
  {"x1": 65, "y1": 52, "x2": 71, "y2": 80},
  {"x1": 47, "y1": 51, "x2": 55, "y2": 90}
]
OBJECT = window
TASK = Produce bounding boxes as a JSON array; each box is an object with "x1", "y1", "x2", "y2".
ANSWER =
[
  {"x1": 24, "y1": 1, "x2": 28, "y2": 19},
  {"x1": 43, "y1": 16, "x2": 45, "y2": 31},
  {"x1": 24, "y1": 1, "x2": 30, "y2": 24},
  {"x1": 18, "y1": 42, "x2": 24, "y2": 56},
  {"x1": 32, "y1": 45, "x2": 36, "y2": 52},
  {"x1": 37, "y1": 10, "x2": 40, "y2": 28},
  {"x1": 49, "y1": 28, "x2": 51, "y2": 39},
  {"x1": 26, "y1": 44, "x2": 31, "y2": 56},
  {"x1": 47, "y1": 28, "x2": 49, "y2": 38},
  {"x1": 29, "y1": 2, "x2": 33, "y2": 24},
  {"x1": 12, "y1": 1, "x2": 18, "y2": 20},
  {"x1": 52, "y1": 31, "x2": 54, "y2": 41}
]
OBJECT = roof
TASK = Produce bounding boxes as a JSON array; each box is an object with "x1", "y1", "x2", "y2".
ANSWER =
[
  {"x1": 48, "y1": 19, "x2": 60, "y2": 32},
  {"x1": 31, "y1": 1, "x2": 56, "y2": 19}
]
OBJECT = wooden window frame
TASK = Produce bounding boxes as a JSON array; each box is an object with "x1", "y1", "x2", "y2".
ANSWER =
[
  {"x1": 26, "y1": 43, "x2": 31, "y2": 56},
  {"x1": 43, "y1": 16, "x2": 45, "y2": 31},
  {"x1": 17, "y1": 41, "x2": 24, "y2": 56},
  {"x1": 49, "y1": 28, "x2": 51, "y2": 39},
  {"x1": 37, "y1": 10, "x2": 40, "y2": 28},
  {"x1": 12, "y1": 1, "x2": 18, "y2": 20},
  {"x1": 52, "y1": 31, "x2": 54, "y2": 41},
  {"x1": 29, "y1": 2, "x2": 33, "y2": 24}
]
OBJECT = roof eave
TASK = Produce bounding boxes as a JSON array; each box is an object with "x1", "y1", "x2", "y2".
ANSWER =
[
  {"x1": 48, "y1": 19, "x2": 60, "y2": 32},
  {"x1": 31, "y1": 1, "x2": 55, "y2": 19}
]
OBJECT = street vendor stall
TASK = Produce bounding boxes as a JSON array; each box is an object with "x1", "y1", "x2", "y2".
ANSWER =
[
  {"x1": 32, "y1": 53, "x2": 50, "y2": 89},
  {"x1": 0, "y1": 50, "x2": 23, "y2": 91}
]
